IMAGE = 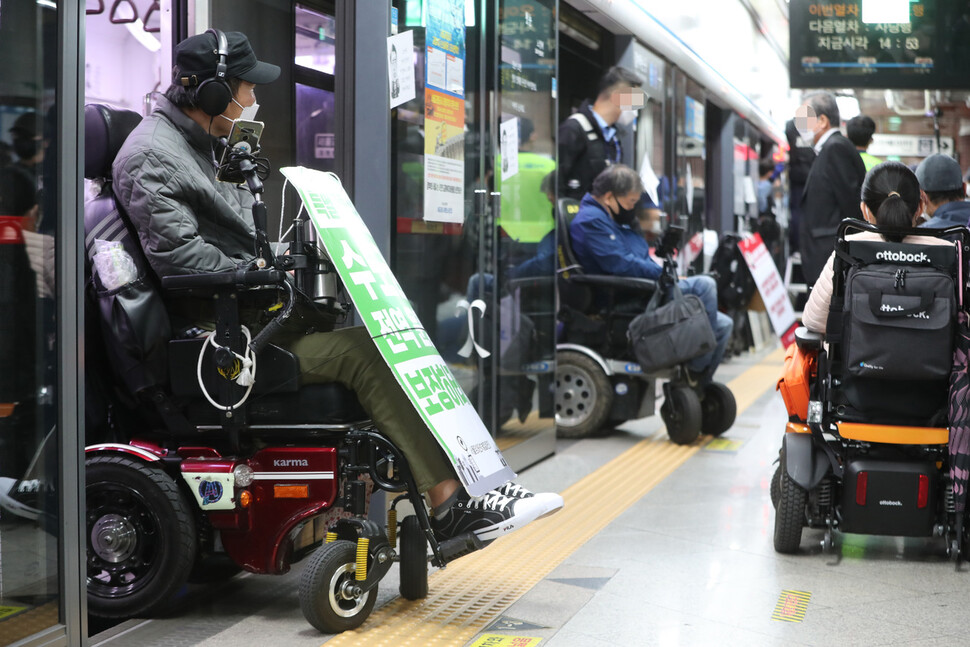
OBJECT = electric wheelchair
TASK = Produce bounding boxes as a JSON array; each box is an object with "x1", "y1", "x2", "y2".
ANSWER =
[
  {"x1": 554, "y1": 197, "x2": 737, "y2": 444},
  {"x1": 82, "y1": 104, "x2": 483, "y2": 633},
  {"x1": 772, "y1": 218, "x2": 970, "y2": 557}
]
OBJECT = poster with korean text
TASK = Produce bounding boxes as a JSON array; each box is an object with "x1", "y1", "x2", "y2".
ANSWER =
[
  {"x1": 279, "y1": 166, "x2": 515, "y2": 496},
  {"x1": 423, "y1": 0, "x2": 466, "y2": 223}
]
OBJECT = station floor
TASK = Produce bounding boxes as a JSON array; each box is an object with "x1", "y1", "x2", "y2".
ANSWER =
[{"x1": 89, "y1": 343, "x2": 970, "y2": 647}]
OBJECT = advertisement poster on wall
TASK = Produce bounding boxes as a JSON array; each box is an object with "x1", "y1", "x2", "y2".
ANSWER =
[{"x1": 423, "y1": 0, "x2": 466, "y2": 224}]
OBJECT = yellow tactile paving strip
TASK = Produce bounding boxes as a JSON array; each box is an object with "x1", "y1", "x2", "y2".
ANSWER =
[
  {"x1": 326, "y1": 346, "x2": 785, "y2": 647},
  {"x1": 0, "y1": 601, "x2": 58, "y2": 645}
]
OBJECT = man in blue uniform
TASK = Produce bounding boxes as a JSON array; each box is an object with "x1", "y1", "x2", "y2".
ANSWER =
[{"x1": 569, "y1": 164, "x2": 733, "y2": 384}]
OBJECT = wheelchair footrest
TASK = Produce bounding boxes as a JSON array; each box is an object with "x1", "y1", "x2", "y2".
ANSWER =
[{"x1": 437, "y1": 531, "x2": 484, "y2": 563}]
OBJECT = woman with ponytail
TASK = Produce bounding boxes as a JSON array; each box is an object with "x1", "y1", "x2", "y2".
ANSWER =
[{"x1": 802, "y1": 161, "x2": 951, "y2": 332}]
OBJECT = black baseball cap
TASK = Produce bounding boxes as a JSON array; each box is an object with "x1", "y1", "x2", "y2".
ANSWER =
[
  {"x1": 173, "y1": 30, "x2": 280, "y2": 86},
  {"x1": 9, "y1": 112, "x2": 37, "y2": 137},
  {"x1": 916, "y1": 153, "x2": 964, "y2": 192}
]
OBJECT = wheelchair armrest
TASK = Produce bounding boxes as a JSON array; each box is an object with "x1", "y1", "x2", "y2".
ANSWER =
[
  {"x1": 507, "y1": 276, "x2": 555, "y2": 290},
  {"x1": 794, "y1": 326, "x2": 823, "y2": 351},
  {"x1": 161, "y1": 269, "x2": 286, "y2": 292},
  {"x1": 568, "y1": 274, "x2": 659, "y2": 294}
]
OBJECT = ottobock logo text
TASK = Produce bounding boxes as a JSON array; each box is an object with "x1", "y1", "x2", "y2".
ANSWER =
[
  {"x1": 879, "y1": 303, "x2": 929, "y2": 319},
  {"x1": 273, "y1": 459, "x2": 309, "y2": 467},
  {"x1": 875, "y1": 250, "x2": 929, "y2": 263},
  {"x1": 879, "y1": 499, "x2": 903, "y2": 506}
]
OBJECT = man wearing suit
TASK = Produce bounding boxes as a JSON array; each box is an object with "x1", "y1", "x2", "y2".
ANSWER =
[{"x1": 794, "y1": 91, "x2": 867, "y2": 288}]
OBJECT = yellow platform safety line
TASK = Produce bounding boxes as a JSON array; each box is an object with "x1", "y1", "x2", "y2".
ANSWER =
[{"x1": 325, "y1": 346, "x2": 786, "y2": 647}]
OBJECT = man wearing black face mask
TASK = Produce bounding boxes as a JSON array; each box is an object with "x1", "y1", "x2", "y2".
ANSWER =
[
  {"x1": 570, "y1": 165, "x2": 734, "y2": 384},
  {"x1": 8, "y1": 112, "x2": 43, "y2": 181}
]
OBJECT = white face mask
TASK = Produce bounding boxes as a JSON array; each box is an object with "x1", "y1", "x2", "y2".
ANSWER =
[
  {"x1": 617, "y1": 110, "x2": 637, "y2": 127},
  {"x1": 218, "y1": 98, "x2": 260, "y2": 125},
  {"x1": 234, "y1": 97, "x2": 260, "y2": 122}
]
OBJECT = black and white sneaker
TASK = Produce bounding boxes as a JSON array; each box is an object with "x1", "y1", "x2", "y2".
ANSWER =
[
  {"x1": 494, "y1": 482, "x2": 564, "y2": 520},
  {"x1": 0, "y1": 477, "x2": 42, "y2": 520},
  {"x1": 431, "y1": 488, "x2": 558, "y2": 543}
]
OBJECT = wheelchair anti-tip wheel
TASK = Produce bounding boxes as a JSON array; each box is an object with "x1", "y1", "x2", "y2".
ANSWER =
[
  {"x1": 773, "y1": 469, "x2": 808, "y2": 554},
  {"x1": 660, "y1": 384, "x2": 702, "y2": 445},
  {"x1": 555, "y1": 350, "x2": 613, "y2": 438},
  {"x1": 398, "y1": 515, "x2": 429, "y2": 600},
  {"x1": 86, "y1": 455, "x2": 197, "y2": 618},
  {"x1": 700, "y1": 382, "x2": 737, "y2": 437},
  {"x1": 299, "y1": 540, "x2": 377, "y2": 633}
]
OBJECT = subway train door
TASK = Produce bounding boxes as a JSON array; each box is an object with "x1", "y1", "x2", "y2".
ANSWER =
[{"x1": 391, "y1": 0, "x2": 557, "y2": 470}]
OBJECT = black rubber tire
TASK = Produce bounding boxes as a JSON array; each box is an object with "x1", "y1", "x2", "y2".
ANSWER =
[
  {"x1": 700, "y1": 382, "x2": 737, "y2": 437},
  {"x1": 299, "y1": 540, "x2": 377, "y2": 634},
  {"x1": 86, "y1": 454, "x2": 197, "y2": 618},
  {"x1": 773, "y1": 470, "x2": 808, "y2": 554},
  {"x1": 661, "y1": 384, "x2": 702, "y2": 445},
  {"x1": 770, "y1": 465, "x2": 781, "y2": 510},
  {"x1": 555, "y1": 350, "x2": 613, "y2": 438},
  {"x1": 398, "y1": 515, "x2": 429, "y2": 600}
]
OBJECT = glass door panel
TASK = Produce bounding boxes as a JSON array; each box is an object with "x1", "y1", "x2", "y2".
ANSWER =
[{"x1": 490, "y1": 0, "x2": 557, "y2": 455}]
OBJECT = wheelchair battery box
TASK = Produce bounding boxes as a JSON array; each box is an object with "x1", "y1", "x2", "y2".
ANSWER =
[{"x1": 840, "y1": 458, "x2": 938, "y2": 537}]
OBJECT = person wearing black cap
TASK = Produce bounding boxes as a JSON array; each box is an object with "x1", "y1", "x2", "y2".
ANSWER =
[
  {"x1": 112, "y1": 29, "x2": 562, "y2": 546},
  {"x1": 916, "y1": 153, "x2": 969, "y2": 229}
]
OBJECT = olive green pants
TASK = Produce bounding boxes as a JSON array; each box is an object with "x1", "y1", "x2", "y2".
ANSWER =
[{"x1": 279, "y1": 326, "x2": 455, "y2": 492}]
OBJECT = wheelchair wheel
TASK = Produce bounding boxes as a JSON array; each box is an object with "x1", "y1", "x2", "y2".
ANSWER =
[
  {"x1": 86, "y1": 455, "x2": 197, "y2": 618},
  {"x1": 398, "y1": 515, "x2": 428, "y2": 600},
  {"x1": 700, "y1": 382, "x2": 736, "y2": 437},
  {"x1": 661, "y1": 384, "x2": 702, "y2": 445},
  {"x1": 300, "y1": 540, "x2": 377, "y2": 634},
  {"x1": 555, "y1": 350, "x2": 612, "y2": 438},
  {"x1": 770, "y1": 465, "x2": 781, "y2": 509},
  {"x1": 773, "y1": 470, "x2": 807, "y2": 554}
]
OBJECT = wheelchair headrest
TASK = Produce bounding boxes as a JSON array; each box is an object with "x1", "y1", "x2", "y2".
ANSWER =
[
  {"x1": 84, "y1": 104, "x2": 142, "y2": 181},
  {"x1": 556, "y1": 197, "x2": 582, "y2": 270}
]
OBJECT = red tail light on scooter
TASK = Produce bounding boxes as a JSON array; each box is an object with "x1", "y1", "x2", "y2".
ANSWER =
[
  {"x1": 855, "y1": 471, "x2": 868, "y2": 506},
  {"x1": 917, "y1": 474, "x2": 929, "y2": 509}
]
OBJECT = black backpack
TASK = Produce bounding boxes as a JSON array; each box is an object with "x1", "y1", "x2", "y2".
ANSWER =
[
  {"x1": 831, "y1": 239, "x2": 957, "y2": 422},
  {"x1": 709, "y1": 233, "x2": 756, "y2": 311}
]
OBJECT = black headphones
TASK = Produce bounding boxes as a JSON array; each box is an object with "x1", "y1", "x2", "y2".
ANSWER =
[{"x1": 194, "y1": 28, "x2": 232, "y2": 117}]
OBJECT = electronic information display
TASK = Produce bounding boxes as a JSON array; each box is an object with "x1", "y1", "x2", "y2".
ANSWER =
[{"x1": 790, "y1": 1, "x2": 970, "y2": 89}]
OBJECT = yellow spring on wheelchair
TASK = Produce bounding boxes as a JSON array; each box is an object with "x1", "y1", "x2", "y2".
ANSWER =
[
  {"x1": 355, "y1": 537, "x2": 370, "y2": 581},
  {"x1": 325, "y1": 531, "x2": 337, "y2": 544},
  {"x1": 387, "y1": 508, "x2": 397, "y2": 547}
]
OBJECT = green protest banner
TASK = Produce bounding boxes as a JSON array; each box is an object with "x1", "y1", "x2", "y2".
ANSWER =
[{"x1": 279, "y1": 166, "x2": 515, "y2": 497}]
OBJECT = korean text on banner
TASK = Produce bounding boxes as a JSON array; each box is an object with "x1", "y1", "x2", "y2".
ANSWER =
[
  {"x1": 738, "y1": 233, "x2": 798, "y2": 347},
  {"x1": 278, "y1": 166, "x2": 515, "y2": 497}
]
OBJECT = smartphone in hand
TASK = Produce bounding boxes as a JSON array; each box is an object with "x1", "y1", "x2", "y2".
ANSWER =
[{"x1": 217, "y1": 119, "x2": 264, "y2": 182}]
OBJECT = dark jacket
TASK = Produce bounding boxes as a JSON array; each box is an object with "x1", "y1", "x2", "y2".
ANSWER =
[
  {"x1": 558, "y1": 102, "x2": 621, "y2": 200},
  {"x1": 920, "y1": 200, "x2": 970, "y2": 230},
  {"x1": 569, "y1": 194, "x2": 662, "y2": 280},
  {"x1": 798, "y1": 131, "x2": 866, "y2": 287}
]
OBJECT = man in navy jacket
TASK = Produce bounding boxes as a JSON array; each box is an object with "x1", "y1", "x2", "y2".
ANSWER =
[{"x1": 570, "y1": 165, "x2": 733, "y2": 384}]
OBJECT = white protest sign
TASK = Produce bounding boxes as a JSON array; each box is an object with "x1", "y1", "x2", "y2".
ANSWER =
[
  {"x1": 279, "y1": 166, "x2": 515, "y2": 496},
  {"x1": 738, "y1": 233, "x2": 798, "y2": 347}
]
